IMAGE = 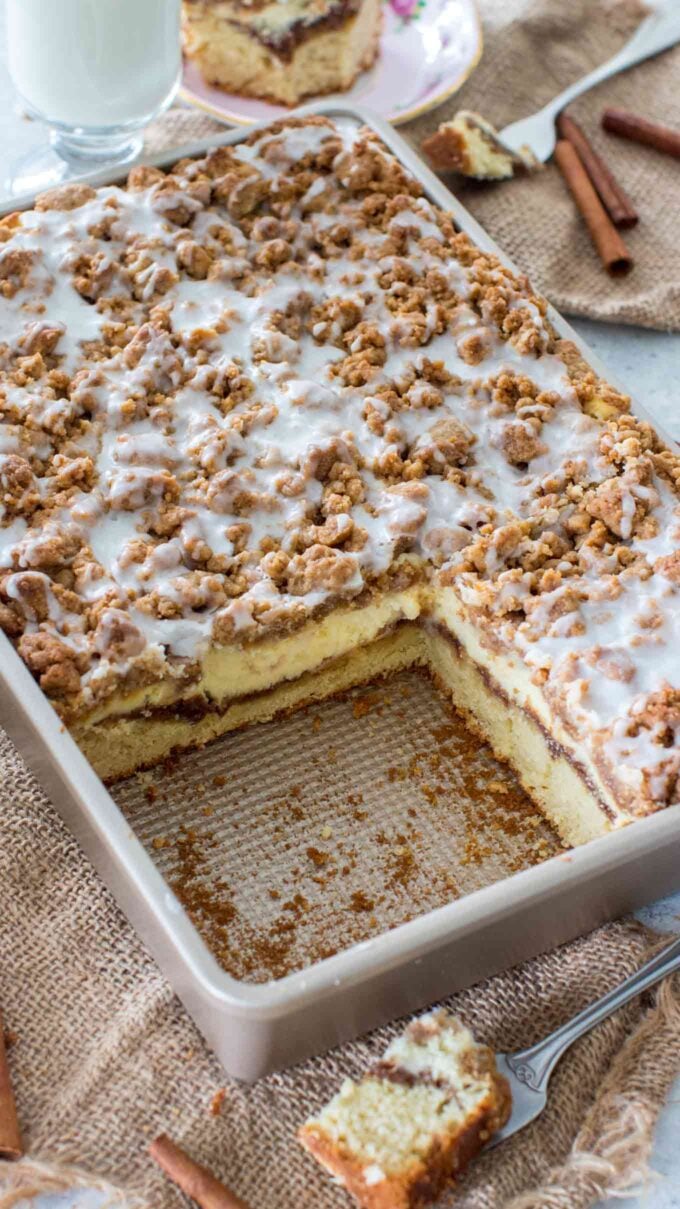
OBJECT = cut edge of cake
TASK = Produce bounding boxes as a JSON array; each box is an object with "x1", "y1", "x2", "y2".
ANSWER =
[{"x1": 422, "y1": 111, "x2": 539, "y2": 180}]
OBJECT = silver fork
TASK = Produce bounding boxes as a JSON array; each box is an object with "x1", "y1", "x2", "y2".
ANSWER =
[
  {"x1": 498, "y1": 2, "x2": 680, "y2": 163},
  {"x1": 488, "y1": 933, "x2": 680, "y2": 1148}
]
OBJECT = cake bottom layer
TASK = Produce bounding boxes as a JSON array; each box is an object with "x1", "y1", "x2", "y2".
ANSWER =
[{"x1": 76, "y1": 617, "x2": 618, "y2": 849}]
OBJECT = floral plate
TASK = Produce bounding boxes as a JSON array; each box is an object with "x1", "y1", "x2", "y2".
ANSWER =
[{"x1": 179, "y1": 0, "x2": 482, "y2": 127}]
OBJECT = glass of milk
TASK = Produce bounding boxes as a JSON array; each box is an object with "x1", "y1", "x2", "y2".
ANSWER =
[{"x1": 6, "y1": 0, "x2": 181, "y2": 172}]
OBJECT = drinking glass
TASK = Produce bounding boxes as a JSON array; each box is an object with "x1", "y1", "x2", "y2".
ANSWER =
[{"x1": 5, "y1": 0, "x2": 182, "y2": 196}]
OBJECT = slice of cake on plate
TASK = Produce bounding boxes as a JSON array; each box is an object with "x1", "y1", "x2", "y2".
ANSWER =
[
  {"x1": 299, "y1": 1009, "x2": 511, "y2": 1207},
  {"x1": 181, "y1": 0, "x2": 382, "y2": 105}
]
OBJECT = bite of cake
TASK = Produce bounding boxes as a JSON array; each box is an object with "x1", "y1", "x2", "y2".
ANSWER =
[
  {"x1": 181, "y1": 0, "x2": 382, "y2": 105},
  {"x1": 299, "y1": 1009, "x2": 511, "y2": 1208},
  {"x1": 422, "y1": 111, "x2": 539, "y2": 180}
]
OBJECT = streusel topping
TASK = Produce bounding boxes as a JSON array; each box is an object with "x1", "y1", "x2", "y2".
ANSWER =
[{"x1": 0, "y1": 116, "x2": 678, "y2": 810}]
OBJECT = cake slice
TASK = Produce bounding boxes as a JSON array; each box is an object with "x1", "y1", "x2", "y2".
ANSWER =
[
  {"x1": 422, "y1": 111, "x2": 538, "y2": 179},
  {"x1": 299, "y1": 1010, "x2": 511, "y2": 1207},
  {"x1": 181, "y1": 0, "x2": 382, "y2": 106}
]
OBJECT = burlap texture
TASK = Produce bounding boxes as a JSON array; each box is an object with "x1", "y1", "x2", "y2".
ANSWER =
[
  {"x1": 144, "y1": 0, "x2": 680, "y2": 331},
  {"x1": 0, "y1": 713, "x2": 679, "y2": 1209}
]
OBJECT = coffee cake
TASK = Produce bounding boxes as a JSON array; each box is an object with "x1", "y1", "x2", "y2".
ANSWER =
[
  {"x1": 0, "y1": 115, "x2": 678, "y2": 846},
  {"x1": 422, "y1": 111, "x2": 538, "y2": 180}
]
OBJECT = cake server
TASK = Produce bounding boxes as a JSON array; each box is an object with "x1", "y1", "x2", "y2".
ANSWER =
[
  {"x1": 498, "y1": 2, "x2": 680, "y2": 163},
  {"x1": 489, "y1": 933, "x2": 680, "y2": 1147}
]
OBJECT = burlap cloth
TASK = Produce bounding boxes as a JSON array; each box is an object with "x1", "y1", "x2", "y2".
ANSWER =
[
  {"x1": 3, "y1": 3, "x2": 680, "y2": 1205},
  {"x1": 140, "y1": 0, "x2": 680, "y2": 331}
]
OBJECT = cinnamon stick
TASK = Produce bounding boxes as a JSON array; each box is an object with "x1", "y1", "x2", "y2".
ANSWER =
[
  {"x1": 554, "y1": 140, "x2": 633, "y2": 276},
  {"x1": 0, "y1": 1015, "x2": 22, "y2": 1160},
  {"x1": 556, "y1": 112, "x2": 638, "y2": 228},
  {"x1": 150, "y1": 1134, "x2": 251, "y2": 1209},
  {"x1": 602, "y1": 107, "x2": 680, "y2": 160}
]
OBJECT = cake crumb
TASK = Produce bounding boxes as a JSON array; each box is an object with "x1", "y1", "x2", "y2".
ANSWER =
[
  {"x1": 351, "y1": 890, "x2": 375, "y2": 913},
  {"x1": 352, "y1": 692, "x2": 382, "y2": 719},
  {"x1": 307, "y1": 846, "x2": 331, "y2": 868}
]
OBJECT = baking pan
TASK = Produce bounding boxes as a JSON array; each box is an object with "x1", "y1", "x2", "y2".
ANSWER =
[{"x1": 1, "y1": 102, "x2": 679, "y2": 1081}]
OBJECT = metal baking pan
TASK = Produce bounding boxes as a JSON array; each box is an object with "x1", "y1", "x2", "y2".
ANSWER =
[{"x1": 1, "y1": 102, "x2": 679, "y2": 1081}]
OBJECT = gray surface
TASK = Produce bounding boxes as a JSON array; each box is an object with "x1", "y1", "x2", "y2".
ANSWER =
[{"x1": 2, "y1": 10, "x2": 680, "y2": 1205}]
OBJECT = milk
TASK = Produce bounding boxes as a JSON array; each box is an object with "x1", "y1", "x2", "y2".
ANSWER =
[{"x1": 6, "y1": 0, "x2": 181, "y2": 130}]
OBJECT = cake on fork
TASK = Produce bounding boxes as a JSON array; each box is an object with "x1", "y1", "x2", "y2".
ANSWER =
[
  {"x1": 299, "y1": 1009, "x2": 511, "y2": 1207},
  {"x1": 181, "y1": 0, "x2": 382, "y2": 106},
  {"x1": 422, "y1": 111, "x2": 538, "y2": 180}
]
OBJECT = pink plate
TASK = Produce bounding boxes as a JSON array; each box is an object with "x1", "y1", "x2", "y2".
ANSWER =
[{"x1": 180, "y1": 0, "x2": 482, "y2": 127}]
